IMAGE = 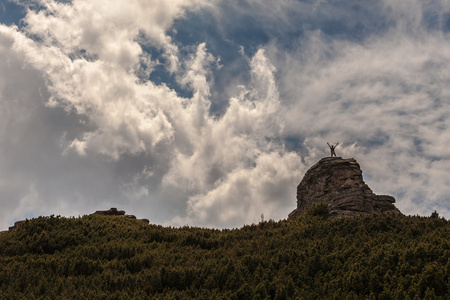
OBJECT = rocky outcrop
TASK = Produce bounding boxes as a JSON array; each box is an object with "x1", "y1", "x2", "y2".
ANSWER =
[
  {"x1": 94, "y1": 207, "x2": 126, "y2": 216},
  {"x1": 289, "y1": 157, "x2": 401, "y2": 218},
  {"x1": 93, "y1": 208, "x2": 149, "y2": 224},
  {"x1": 8, "y1": 220, "x2": 27, "y2": 231},
  {"x1": 6, "y1": 208, "x2": 150, "y2": 232}
]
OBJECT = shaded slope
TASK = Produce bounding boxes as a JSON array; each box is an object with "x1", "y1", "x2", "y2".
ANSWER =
[{"x1": 0, "y1": 213, "x2": 448, "y2": 299}]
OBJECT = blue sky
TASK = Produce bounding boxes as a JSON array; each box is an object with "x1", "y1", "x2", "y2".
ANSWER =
[{"x1": 1, "y1": 0, "x2": 450, "y2": 229}]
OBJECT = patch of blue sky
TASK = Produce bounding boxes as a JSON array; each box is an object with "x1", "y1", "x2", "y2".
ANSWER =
[
  {"x1": 153, "y1": 63, "x2": 193, "y2": 100},
  {"x1": 368, "y1": 131, "x2": 391, "y2": 147},
  {"x1": 311, "y1": 2, "x2": 393, "y2": 41},
  {"x1": 218, "y1": 0, "x2": 392, "y2": 46},
  {"x1": 413, "y1": 137, "x2": 424, "y2": 153},
  {"x1": 421, "y1": 1, "x2": 450, "y2": 32},
  {"x1": 283, "y1": 136, "x2": 306, "y2": 154},
  {"x1": 137, "y1": 40, "x2": 194, "y2": 99},
  {"x1": 169, "y1": 9, "x2": 257, "y2": 115},
  {"x1": 0, "y1": 0, "x2": 26, "y2": 26},
  {"x1": 164, "y1": 0, "x2": 398, "y2": 115},
  {"x1": 444, "y1": 14, "x2": 450, "y2": 32}
]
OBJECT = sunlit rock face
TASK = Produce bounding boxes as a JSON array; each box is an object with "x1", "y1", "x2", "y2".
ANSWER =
[{"x1": 289, "y1": 157, "x2": 402, "y2": 218}]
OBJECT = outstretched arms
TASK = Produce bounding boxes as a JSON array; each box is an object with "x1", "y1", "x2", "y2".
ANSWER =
[
  {"x1": 327, "y1": 142, "x2": 339, "y2": 157},
  {"x1": 327, "y1": 142, "x2": 338, "y2": 148}
]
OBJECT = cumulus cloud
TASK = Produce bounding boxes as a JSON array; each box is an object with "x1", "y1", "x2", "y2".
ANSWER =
[
  {"x1": 0, "y1": 0, "x2": 306, "y2": 230},
  {"x1": 0, "y1": 0, "x2": 217, "y2": 228},
  {"x1": 163, "y1": 47, "x2": 303, "y2": 227},
  {"x1": 1, "y1": 0, "x2": 450, "y2": 230},
  {"x1": 0, "y1": 24, "x2": 122, "y2": 227},
  {"x1": 20, "y1": 0, "x2": 210, "y2": 69},
  {"x1": 184, "y1": 152, "x2": 303, "y2": 228},
  {"x1": 265, "y1": 2, "x2": 450, "y2": 217}
]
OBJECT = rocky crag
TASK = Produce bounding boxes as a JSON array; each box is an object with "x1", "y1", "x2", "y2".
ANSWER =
[
  {"x1": 289, "y1": 157, "x2": 401, "y2": 218},
  {"x1": 93, "y1": 207, "x2": 150, "y2": 224}
]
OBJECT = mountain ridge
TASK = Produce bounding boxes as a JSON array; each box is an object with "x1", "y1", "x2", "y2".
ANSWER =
[{"x1": 0, "y1": 212, "x2": 448, "y2": 298}]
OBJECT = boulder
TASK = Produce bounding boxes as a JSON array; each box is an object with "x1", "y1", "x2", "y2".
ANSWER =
[{"x1": 289, "y1": 157, "x2": 401, "y2": 218}]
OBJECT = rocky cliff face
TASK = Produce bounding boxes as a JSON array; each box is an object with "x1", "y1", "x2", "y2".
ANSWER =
[{"x1": 289, "y1": 157, "x2": 401, "y2": 218}]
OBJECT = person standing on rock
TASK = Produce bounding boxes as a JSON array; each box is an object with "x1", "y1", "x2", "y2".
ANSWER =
[{"x1": 327, "y1": 142, "x2": 339, "y2": 157}]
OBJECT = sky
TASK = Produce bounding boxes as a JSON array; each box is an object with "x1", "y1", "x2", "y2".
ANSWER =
[{"x1": 1, "y1": 0, "x2": 450, "y2": 230}]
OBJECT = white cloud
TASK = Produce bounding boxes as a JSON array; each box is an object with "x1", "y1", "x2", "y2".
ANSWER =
[
  {"x1": 184, "y1": 151, "x2": 303, "y2": 228},
  {"x1": 1, "y1": 0, "x2": 450, "y2": 230},
  {"x1": 0, "y1": 1, "x2": 306, "y2": 229},
  {"x1": 21, "y1": 0, "x2": 210, "y2": 69},
  {"x1": 163, "y1": 48, "x2": 303, "y2": 227},
  {"x1": 265, "y1": 14, "x2": 450, "y2": 218},
  {"x1": 0, "y1": 24, "x2": 120, "y2": 228},
  {"x1": 5, "y1": 0, "x2": 198, "y2": 159},
  {"x1": 0, "y1": 0, "x2": 206, "y2": 228}
]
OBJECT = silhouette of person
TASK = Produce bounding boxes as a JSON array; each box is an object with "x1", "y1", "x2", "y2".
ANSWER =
[{"x1": 327, "y1": 142, "x2": 339, "y2": 157}]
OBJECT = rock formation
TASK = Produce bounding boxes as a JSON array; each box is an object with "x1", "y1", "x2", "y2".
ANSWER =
[
  {"x1": 289, "y1": 157, "x2": 401, "y2": 218},
  {"x1": 6, "y1": 208, "x2": 150, "y2": 232},
  {"x1": 8, "y1": 220, "x2": 27, "y2": 231},
  {"x1": 93, "y1": 208, "x2": 150, "y2": 224},
  {"x1": 93, "y1": 207, "x2": 126, "y2": 216}
]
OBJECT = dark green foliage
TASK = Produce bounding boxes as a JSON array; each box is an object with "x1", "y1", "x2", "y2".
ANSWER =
[
  {"x1": 0, "y1": 213, "x2": 448, "y2": 299},
  {"x1": 307, "y1": 203, "x2": 329, "y2": 217}
]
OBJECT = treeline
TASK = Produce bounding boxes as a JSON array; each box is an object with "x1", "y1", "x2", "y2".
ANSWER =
[{"x1": 0, "y1": 210, "x2": 448, "y2": 299}]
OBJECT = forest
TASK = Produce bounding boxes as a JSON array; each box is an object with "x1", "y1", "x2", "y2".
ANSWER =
[{"x1": 0, "y1": 206, "x2": 448, "y2": 299}]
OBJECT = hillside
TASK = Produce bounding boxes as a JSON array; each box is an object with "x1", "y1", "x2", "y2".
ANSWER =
[{"x1": 0, "y1": 211, "x2": 448, "y2": 299}]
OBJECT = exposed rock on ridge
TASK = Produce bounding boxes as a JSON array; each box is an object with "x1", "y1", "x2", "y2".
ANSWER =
[
  {"x1": 6, "y1": 208, "x2": 150, "y2": 232},
  {"x1": 93, "y1": 208, "x2": 150, "y2": 224},
  {"x1": 8, "y1": 220, "x2": 27, "y2": 231},
  {"x1": 289, "y1": 157, "x2": 401, "y2": 218}
]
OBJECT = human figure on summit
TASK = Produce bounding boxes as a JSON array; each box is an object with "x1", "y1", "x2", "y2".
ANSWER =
[{"x1": 327, "y1": 142, "x2": 339, "y2": 157}]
